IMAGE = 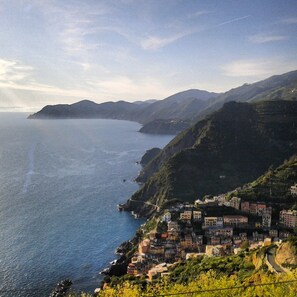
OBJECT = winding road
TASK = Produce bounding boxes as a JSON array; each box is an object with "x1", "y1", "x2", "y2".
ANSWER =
[
  {"x1": 128, "y1": 199, "x2": 160, "y2": 211},
  {"x1": 266, "y1": 246, "x2": 285, "y2": 274}
]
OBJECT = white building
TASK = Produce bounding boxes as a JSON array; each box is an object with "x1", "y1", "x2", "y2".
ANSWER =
[
  {"x1": 290, "y1": 184, "x2": 297, "y2": 196},
  {"x1": 162, "y1": 211, "x2": 171, "y2": 223},
  {"x1": 193, "y1": 210, "x2": 202, "y2": 221}
]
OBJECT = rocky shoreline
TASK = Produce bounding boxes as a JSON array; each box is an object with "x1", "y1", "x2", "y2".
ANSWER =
[
  {"x1": 99, "y1": 235, "x2": 141, "y2": 281},
  {"x1": 96, "y1": 145, "x2": 164, "y2": 292}
]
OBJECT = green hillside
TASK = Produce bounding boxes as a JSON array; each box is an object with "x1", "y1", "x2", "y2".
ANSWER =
[
  {"x1": 234, "y1": 154, "x2": 297, "y2": 202},
  {"x1": 126, "y1": 100, "x2": 297, "y2": 216}
]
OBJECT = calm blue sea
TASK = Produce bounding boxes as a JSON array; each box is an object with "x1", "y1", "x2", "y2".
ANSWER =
[{"x1": 0, "y1": 113, "x2": 173, "y2": 297}]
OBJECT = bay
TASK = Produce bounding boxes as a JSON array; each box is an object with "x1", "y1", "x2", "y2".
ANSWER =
[{"x1": 0, "y1": 113, "x2": 173, "y2": 297}]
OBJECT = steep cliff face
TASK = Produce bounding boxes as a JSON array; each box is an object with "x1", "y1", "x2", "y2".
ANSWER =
[
  {"x1": 135, "y1": 118, "x2": 208, "y2": 182},
  {"x1": 140, "y1": 148, "x2": 162, "y2": 166},
  {"x1": 126, "y1": 100, "x2": 297, "y2": 215}
]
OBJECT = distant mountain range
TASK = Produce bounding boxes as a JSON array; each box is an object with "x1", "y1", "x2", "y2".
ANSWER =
[
  {"x1": 28, "y1": 89, "x2": 218, "y2": 134},
  {"x1": 29, "y1": 70, "x2": 297, "y2": 135}
]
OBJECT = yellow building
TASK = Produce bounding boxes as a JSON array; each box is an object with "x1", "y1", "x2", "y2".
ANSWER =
[
  {"x1": 138, "y1": 239, "x2": 150, "y2": 254},
  {"x1": 204, "y1": 217, "x2": 223, "y2": 228},
  {"x1": 180, "y1": 211, "x2": 192, "y2": 221}
]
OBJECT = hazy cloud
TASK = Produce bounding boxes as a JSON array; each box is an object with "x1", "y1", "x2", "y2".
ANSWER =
[
  {"x1": 141, "y1": 33, "x2": 187, "y2": 50},
  {"x1": 217, "y1": 15, "x2": 251, "y2": 27},
  {"x1": 222, "y1": 60, "x2": 272, "y2": 77},
  {"x1": 0, "y1": 58, "x2": 93, "y2": 98},
  {"x1": 140, "y1": 27, "x2": 201, "y2": 50},
  {"x1": 140, "y1": 14, "x2": 251, "y2": 51},
  {"x1": 0, "y1": 59, "x2": 34, "y2": 83},
  {"x1": 221, "y1": 59, "x2": 297, "y2": 78},
  {"x1": 249, "y1": 34, "x2": 288, "y2": 43},
  {"x1": 281, "y1": 17, "x2": 297, "y2": 24},
  {"x1": 86, "y1": 75, "x2": 172, "y2": 100},
  {"x1": 187, "y1": 10, "x2": 211, "y2": 19},
  {"x1": 0, "y1": 1, "x2": 296, "y2": 109},
  {"x1": 35, "y1": 1, "x2": 109, "y2": 57}
]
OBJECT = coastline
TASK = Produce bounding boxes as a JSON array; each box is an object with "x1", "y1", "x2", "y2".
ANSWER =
[
  {"x1": 98, "y1": 227, "x2": 143, "y2": 283},
  {"x1": 0, "y1": 115, "x2": 174, "y2": 297},
  {"x1": 97, "y1": 152, "x2": 154, "y2": 287}
]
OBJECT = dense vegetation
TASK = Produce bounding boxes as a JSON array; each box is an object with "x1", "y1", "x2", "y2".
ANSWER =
[
  {"x1": 127, "y1": 100, "x2": 297, "y2": 216},
  {"x1": 66, "y1": 245, "x2": 297, "y2": 296},
  {"x1": 97, "y1": 269, "x2": 297, "y2": 297},
  {"x1": 168, "y1": 253, "x2": 255, "y2": 283},
  {"x1": 68, "y1": 266, "x2": 297, "y2": 297},
  {"x1": 234, "y1": 154, "x2": 297, "y2": 202}
]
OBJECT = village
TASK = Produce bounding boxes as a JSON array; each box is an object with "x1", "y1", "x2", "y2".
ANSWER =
[{"x1": 126, "y1": 184, "x2": 297, "y2": 281}]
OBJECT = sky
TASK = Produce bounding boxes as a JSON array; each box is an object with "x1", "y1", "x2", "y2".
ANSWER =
[{"x1": 0, "y1": 0, "x2": 297, "y2": 111}]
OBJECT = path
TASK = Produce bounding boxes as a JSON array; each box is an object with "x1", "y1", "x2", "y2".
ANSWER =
[{"x1": 266, "y1": 246, "x2": 285, "y2": 274}]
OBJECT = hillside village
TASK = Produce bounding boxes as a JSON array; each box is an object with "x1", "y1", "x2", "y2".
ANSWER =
[{"x1": 125, "y1": 184, "x2": 297, "y2": 281}]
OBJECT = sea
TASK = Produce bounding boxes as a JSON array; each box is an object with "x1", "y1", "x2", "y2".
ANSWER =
[{"x1": 0, "y1": 113, "x2": 173, "y2": 297}]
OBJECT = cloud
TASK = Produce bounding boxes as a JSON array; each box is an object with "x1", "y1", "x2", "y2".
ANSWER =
[
  {"x1": 0, "y1": 59, "x2": 34, "y2": 82},
  {"x1": 187, "y1": 10, "x2": 211, "y2": 19},
  {"x1": 0, "y1": 58, "x2": 176, "y2": 102},
  {"x1": 86, "y1": 75, "x2": 171, "y2": 100},
  {"x1": 0, "y1": 58, "x2": 93, "y2": 98},
  {"x1": 281, "y1": 17, "x2": 297, "y2": 24},
  {"x1": 34, "y1": 1, "x2": 109, "y2": 57},
  {"x1": 249, "y1": 34, "x2": 288, "y2": 43},
  {"x1": 221, "y1": 59, "x2": 297, "y2": 78},
  {"x1": 140, "y1": 28, "x2": 199, "y2": 50},
  {"x1": 141, "y1": 34, "x2": 185, "y2": 50},
  {"x1": 35, "y1": 1, "x2": 241, "y2": 54},
  {"x1": 140, "y1": 14, "x2": 251, "y2": 51},
  {"x1": 217, "y1": 15, "x2": 251, "y2": 27}
]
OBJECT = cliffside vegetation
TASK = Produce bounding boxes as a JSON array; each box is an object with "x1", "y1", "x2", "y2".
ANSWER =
[
  {"x1": 69, "y1": 269, "x2": 297, "y2": 297},
  {"x1": 127, "y1": 100, "x2": 297, "y2": 215},
  {"x1": 276, "y1": 240, "x2": 297, "y2": 268},
  {"x1": 233, "y1": 154, "x2": 297, "y2": 203},
  {"x1": 66, "y1": 244, "x2": 297, "y2": 296},
  {"x1": 97, "y1": 269, "x2": 297, "y2": 297}
]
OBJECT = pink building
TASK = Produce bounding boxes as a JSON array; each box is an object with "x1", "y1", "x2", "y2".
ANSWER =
[
  {"x1": 223, "y1": 215, "x2": 248, "y2": 226},
  {"x1": 241, "y1": 201, "x2": 250, "y2": 213},
  {"x1": 280, "y1": 210, "x2": 297, "y2": 228}
]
